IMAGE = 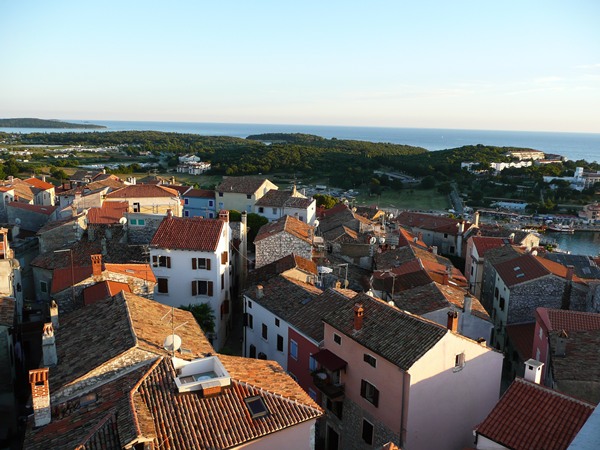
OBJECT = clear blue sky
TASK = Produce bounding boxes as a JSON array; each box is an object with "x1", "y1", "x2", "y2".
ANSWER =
[{"x1": 1, "y1": 1, "x2": 599, "y2": 132}]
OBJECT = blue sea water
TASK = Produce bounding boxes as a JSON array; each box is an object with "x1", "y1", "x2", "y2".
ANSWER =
[{"x1": 1, "y1": 120, "x2": 599, "y2": 163}]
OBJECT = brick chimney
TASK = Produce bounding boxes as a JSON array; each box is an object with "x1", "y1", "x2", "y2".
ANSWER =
[
  {"x1": 91, "y1": 254, "x2": 102, "y2": 277},
  {"x1": 42, "y1": 323, "x2": 57, "y2": 367},
  {"x1": 166, "y1": 209, "x2": 173, "y2": 219},
  {"x1": 219, "y1": 210, "x2": 229, "y2": 223},
  {"x1": 447, "y1": 311, "x2": 458, "y2": 332},
  {"x1": 523, "y1": 358, "x2": 544, "y2": 384},
  {"x1": 49, "y1": 300, "x2": 59, "y2": 329},
  {"x1": 353, "y1": 303, "x2": 364, "y2": 331},
  {"x1": 29, "y1": 368, "x2": 51, "y2": 427}
]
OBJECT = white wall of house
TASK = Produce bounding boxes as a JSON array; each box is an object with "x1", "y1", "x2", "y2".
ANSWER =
[
  {"x1": 475, "y1": 434, "x2": 509, "y2": 449},
  {"x1": 242, "y1": 294, "x2": 288, "y2": 368},
  {"x1": 105, "y1": 195, "x2": 181, "y2": 216},
  {"x1": 150, "y1": 228, "x2": 231, "y2": 350},
  {"x1": 255, "y1": 201, "x2": 317, "y2": 225},
  {"x1": 236, "y1": 420, "x2": 316, "y2": 450}
]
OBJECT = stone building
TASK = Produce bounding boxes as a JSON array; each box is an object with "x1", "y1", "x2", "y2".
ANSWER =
[{"x1": 254, "y1": 215, "x2": 315, "y2": 268}]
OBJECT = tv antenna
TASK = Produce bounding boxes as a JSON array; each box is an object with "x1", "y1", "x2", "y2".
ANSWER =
[{"x1": 161, "y1": 307, "x2": 188, "y2": 356}]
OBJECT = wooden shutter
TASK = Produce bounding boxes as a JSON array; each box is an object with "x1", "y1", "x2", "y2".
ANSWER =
[
  {"x1": 207, "y1": 281, "x2": 213, "y2": 297},
  {"x1": 372, "y1": 387, "x2": 379, "y2": 407},
  {"x1": 206, "y1": 259, "x2": 211, "y2": 270},
  {"x1": 360, "y1": 379, "x2": 366, "y2": 398},
  {"x1": 166, "y1": 257, "x2": 171, "y2": 268},
  {"x1": 152, "y1": 255, "x2": 157, "y2": 266},
  {"x1": 192, "y1": 258, "x2": 197, "y2": 270},
  {"x1": 191, "y1": 281, "x2": 197, "y2": 296},
  {"x1": 221, "y1": 251, "x2": 228, "y2": 264}
]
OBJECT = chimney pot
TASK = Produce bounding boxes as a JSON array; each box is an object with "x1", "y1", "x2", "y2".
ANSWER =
[
  {"x1": 219, "y1": 210, "x2": 229, "y2": 223},
  {"x1": 523, "y1": 358, "x2": 544, "y2": 384},
  {"x1": 29, "y1": 368, "x2": 51, "y2": 427},
  {"x1": 447, "y1": 311, "x2": 458, "y2": 332},
  {"x1": 353, "y1": 303, "x2": 364, "y2": 331},
  {"x1": 463, "y1": 294, "x2": 472, "y2": 315},
  {"x1": 91, "y1": 254, "x2": 102, "y2": 277},
  {"x1": 166, "y1": 209, "x2": 173, "y2": 218}
]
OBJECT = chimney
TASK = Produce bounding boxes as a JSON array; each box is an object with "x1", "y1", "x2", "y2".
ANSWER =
[
  {"x1": 256, "y1": 285, "x2": 264, "y2": 299},
  {"x1": 49, "y1": 300, "x2": 59, "y2": 329},
  {"x1": 166, "y1": 209, "x2": 173, "y2": 219},
  {"x1": 42, "y1": 323, "x2": 57, "y2": 367},
  {"x1": 431, "y1": 245, "x2": 438, "y2": 255},
  {"x1": 459, "y1": 221, "x2": 465, "y2": 234},
  {"x1": 41, "y1": 175, "x2": 47, "y2": 182},
  {"x1": 447, "y1": 311, "x2": 458, "y2": 332},
  {"x1": 418, "y1": 232, "x2": 423, "y2": 241},
  {"x1": 8, "y1": 176, "x2": 13, "y2": 183},
  {"x1": 554, "y1": 330, "x2": 568, "y2": 356},
  {"x1": 442, "y1": 271, "x2": 449, "y2": 285},
  {"x1": 523, "y1": 359, "x2": 544, "y2": 384},
  {"x1": 219, "y1": 210, "x2": 229, "y2": 223},
  {"x1": 353, "y1": 303, "x2": 364, "y2": 331},
  {"x1": 474, "y1": 211, "x2": 480, "y2": 227},
  {"x1": 413, "y1": 236, "x2": 418, "y2": 243},
  {"x1": 463, "y1": 294, "x2": 472, "y2": 315},
  {"x1": 566, "y1": 265, "x2": 575, "y2": 282},
  {"x1": 91, "y1": 254, "x2": 102, "y2": 277},
  {"x1": 87, "y1": 225, "x2": 95, "y2": 242},
  {"x1": 29, "y1": 368, "x2": 51, "y2": 427}
]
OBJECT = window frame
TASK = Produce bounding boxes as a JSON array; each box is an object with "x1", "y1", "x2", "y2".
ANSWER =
[
  {"x1": 290, "y1": 339, "x2": 298, "y2": 360},
  {"x1": 360, "y1": 379, "x2": 379, "y2": 407},
  {"x1": 191, "y1": 280, "x2": 213, "y2": 297},
  {"x1": 262, "y1": 323, "x2": 268, "y2": 340},
  {"x1": 333, "y1": 333, "x2": 342, "y2": 345},
  {"x1": 362, "y1": 419, "x2": 374, "y2": 445},
  {"x1": 363, "y1": 353, "x2": 377, "y2": 368},
  {"x1": 277, "y1": 334, "x2": 284, "y2": 352},
  {"x1": 157, "y1": 277, "x2": 169, "y2": 294}
]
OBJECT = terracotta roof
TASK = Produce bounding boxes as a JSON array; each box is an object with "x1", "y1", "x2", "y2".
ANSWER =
[
  {"x1": 495, "y1": 253, "x2": 584, "y2": 287},
  {"x1": 506, "y1": 322, "x2": 536, "y2": 360},
  {"x1": 51, "y1": 262, "x2": 154, "y2": 294},
  {"x1": 150, "y1": 216, "x2": 224, "y2": 251},
  {"x1": 216, "y1": 176, "x2": 273, "y2": 195},
  {"x1": 395, "y1": 211, "x2": 472, "y2": 236},
  {"x1": 255, "y1": 189, "x2": 312, "y2": 208},
  {"x1": 471, "y1": 236, "x2": 508, "y2": 256},
  {"x1": 395, "y1": 227, "x2": 428, "y2": 248},
  {"x1": 254, "y1": 215, "x2": 313, "y2": 244},
  {"x1": 24, "y1": 177, "x2": 55, "y2": 190},
  {"x1": 7, "y1": 201, "x2": 57, "y2": 215},
  {"x1": 103, "y1": 263, "x2": 156, "y2": 282},
  {"x1": 0, "y1": 297, "x2": 15, "y2": 327},
  {"x1": 249, "y1": 254, "x2": 317, "y2": 284},
  {"x1": 132, "y1": 356, "x2": 322, "y2": 449},
  {"x1": 323, "y1": 292, "x2": 447, "y2": 371},
  {"x1": 83, "y1": 280, "x2": 131, "y2": 305},
  {"x1": 542, "y1": 254, "x2": 600, "y2": 279},
  {"x1": 0, "y1": 186, "x2": 13, "y2": 192},
  {"x1": 537, "y1": 308, "x2": 600, "y2": 333},
  {"x1": 105, "y1": 184, "x2": 179, "y2": 199},
  {"x1": 475, "y1": 378, "x2": 594, "y2": 450},
  {"x1": 87, "y1": 201, "x2": 129, "y2": 224},
  {"x1": 183, "y1": 188, "x2": 215, "y2": 198},
  {"x1": 3, "y1": 178, "x2": 36, "y2": 201}
]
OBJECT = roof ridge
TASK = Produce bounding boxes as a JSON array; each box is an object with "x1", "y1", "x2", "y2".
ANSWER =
[
  {"x1": 120, "y1": 292, "x2": 140, "y2": 349},
  {"x1": 514, "y1": 377, "x2": 596, "y2": 407}
]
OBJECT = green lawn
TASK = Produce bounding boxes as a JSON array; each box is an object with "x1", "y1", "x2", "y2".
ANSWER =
[{"x1": 354, "y1": 188, "x2": 451, "y2": 211}]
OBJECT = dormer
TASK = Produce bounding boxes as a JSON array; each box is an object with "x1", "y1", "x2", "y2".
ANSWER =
[{"x1": 173, "y1": 356, "x2": 231, "y2": 396}]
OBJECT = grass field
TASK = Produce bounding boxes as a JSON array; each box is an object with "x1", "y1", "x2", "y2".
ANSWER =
[{"x1": 354, "y1": 188, "x2": 450, "y2": 212}]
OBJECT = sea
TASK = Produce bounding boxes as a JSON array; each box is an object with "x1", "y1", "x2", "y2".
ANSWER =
[
  {"x1": 1, "y1": 120, "x2": 599, "y2": 163},
  {"x1": 2, "y1": 119, "x2": 600, "y2": 255}
]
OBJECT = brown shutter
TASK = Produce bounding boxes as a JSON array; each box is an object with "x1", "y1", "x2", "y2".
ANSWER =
[
  {"x1": 372, "y1": 387, "x2": 379, "y2": 407},
  {"x1": 166, "y1": 257, "x2": 171, "y2": 268},
  {"x1": 221, "y1": 251, "x2": 228, "y2": 264},
  {"x1": 207, "y1": 281, "x2": 213, "y2": 297},
  {"x1": 192, "y1": 258, "x2": 197, "y2": 270},
  {"x1": 192, "y1": 281, "x2": 197, "y2": 296},
  {"x1": 206, "y1": 259, "x2": 211, "y2": 270}
]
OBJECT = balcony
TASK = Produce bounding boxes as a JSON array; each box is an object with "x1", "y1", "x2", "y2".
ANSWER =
[
  {"x1": 311, "y1": 349, "x2": 348, "y2": 401},
  {"x1": 313, "y1": 371, "x2": 345, "y2": 401}
]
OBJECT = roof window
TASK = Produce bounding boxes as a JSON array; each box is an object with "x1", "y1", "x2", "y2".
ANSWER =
[{"x1": 244, "y1": 395, "x2": 269, "y2": 419}]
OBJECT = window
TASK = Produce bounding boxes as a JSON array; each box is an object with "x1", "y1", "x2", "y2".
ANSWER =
[
  {"x1": 499, "y1": 297, "x2": 505, "y2": 311},
  {"x1": 247, "y1": 300, "x2": 252, "y2": 308},
  {"x1": 444, "y1": 233, "x2": 448, "y2": 238},
  {"x1": 288, "y1": 372, "x2": 298, "y2": 382},
  {"x1": 262, "y1": 324, "x2": 268, "y2": 340},
  {"x1": 191, "y1": 280, "x2": 213, "y2": 296},
  {"x1": 218, "y1": 192, "x2": 223, "y2": 197},
  {"x1": 277, "y1": 334, "x2": 284, "y2": 352},
  {"x1": 208, "y1": 200, "x2": 214, "y2": 207},
  {"x1": 244, "y1": 396, "x2": 269, "y2": 419},
  {"x1": 272, "y1": 208, "x2": 277, "y2": 214},
  {"x1": 133, "y1": 202, "x2": 140, "y2": 212},
  {"x1": 244, "y1": 313, "x2": 254, "y2": 329},
  {"x1": 246, "y1": 194, "x2": 252, "y2": 199},
  {"x1": 494, "y1": 287, "x2": 499, "y2": 299},
  {"x1": 184, "y1": 198, "x2": 189, "y2": 205},
  {"x1": 258, "y1": 207, "x2": 264, "y2": 213},
  {"x1": 309, "y1": 354, "x2": 317, "y2": 372},
  {"x1": 208, "y1": 212, "x2": 214, "y2": 218},
  {"x1": 40, "y1": 281, "x2": 48, "y2": 294},
  {"x1": 184, "y1": 210, "x2": 190, "y2": 217},
  {"x1": 192, "y1": 258, "x2": 211, "y2": 270},
  {"x1": 249, "y1": 344, "x2": 256, "y2": 358},
  {"x1": 290, "y1": 339, "x2": 298, "y2": 360},
  {"x1": 129, "y1": 218, "x2": 145, "y2": 226},
  {"x1": 275, "y1": 318, "x2": 280, "y2": 327},
  {"x1": 157, "y1": 278, "x2": 169, "y2": 293},
  {"x1": 362, "y1": 419, "x2": 374, "y2": 445},
  {"x1": 454, "y1": 352, "x2": 466, "y2": 371},
  {"x1": 333, "y1": 333, "x2": 342, "y2": 345},
  {"x1": 221, "y1": 273, "x2": 225, "y2": 290},
  {"x1": 152, "y1": 255, "x2": 171, "y2": 268},
  {"x1": 363, "y1": 354, "x2": 377, "y2": 368},
  {"x1": 360, "y1": 380, "x2": 379, "y2": 407}
]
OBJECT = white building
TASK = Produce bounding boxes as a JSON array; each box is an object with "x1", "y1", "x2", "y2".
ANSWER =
[
  {"x1": 149, "y1": 211, "x2": 233, "y2": 350},
  {"x1": 254, "y1": 187, "x2": 317, "y2": 225}
]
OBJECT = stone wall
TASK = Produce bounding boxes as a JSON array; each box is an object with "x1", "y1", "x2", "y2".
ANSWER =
[
  {"x1": 507, "y1": 277, "x2": 566, "y2": 324},
  {"x1": 7, "y1": 206, "x2": 55, "y2": 232},
  {"x1": 38, "y1": 217, "x2": 86, "y2": 254},
  {"x1": 255, "y1": 232, "x2": 312, "y2": 268},
  {"x1": 126, "y1": 213, "x2": 164, "y2": 245}
]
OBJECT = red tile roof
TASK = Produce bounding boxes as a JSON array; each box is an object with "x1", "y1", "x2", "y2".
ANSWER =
[
  {"x1": 83, "y1": 280, "x2": 131, "y2": 305},
  {"x1": 105, "y1": 184, "x2": 179, "y2": 199},
  {"x1": 396, "y1": 211, "x2": 472, "y2": 236},
  {"x1": 52, "y1": 263, "x2": 155, "y2": 293},
  {"x1": 183, "y1": 188, "x2": 215, "y2": 198},
  {"x1": 7, "y1": 202, "x2": 57, "y2": 215},
  {"x1": 24, "y1": 177, "x2": 55, "y2": 190},
  {"x1": 86, "y1": 201, "x2": 129, "y2": 224},
  {"x1": 472, "y1": 236, "x2": 507, "y2": 256},
  {"x1": 254, "y1": 215, "x2": 313, "y2": 244},
  {"x1": 537, "y1": 307, "x2": 600, "y2": 332},
  {"x1": 150, "y1": 216, "x2": 225, "y2": 251},
  {"x1": 495, "y1": 253, "x2": 584, "y2": 287},
  {"x1": 475, "y1": 378, "x2": 594, "y2": 450},
  {"x1": 104, "y1": 263, "x2": 156, "y2": 282},
  {"x1": 396, "y1": 227, "x2": 428, "y2": 248},
  {"x1": 51, "y1": 266, "x2": 93, "y2": 293}
]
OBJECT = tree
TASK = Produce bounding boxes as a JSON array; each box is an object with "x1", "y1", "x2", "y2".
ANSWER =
[
  {"x1": 313, "y1": 194, "x2": 337, "y2": 209},
  {"x1": 179, "y1": 303, "x2": 215, "y2": 333},
  {"x1": 420, "y1": 175, "x2": 436, "y2": 189}
]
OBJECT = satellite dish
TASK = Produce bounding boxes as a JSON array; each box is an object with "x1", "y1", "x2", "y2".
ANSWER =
[
  {"x1": 369, "y1": 236, "x2": 377, "y2": 245},
  {"x1": 15, "y1": 218, "x2": 21, "y2": 225},
  {"x1": 378, "y1": 237, "x2": 386, "y2": 244},
  {"x1": 163, "y1": 334, "x2": 182, "y2": 352},
  {"x1": 313, "y1": 219, "x2": 319, "y2": 228},
  {"x1": 119, "y1": 217, "x2": 127, "y2": 225}
]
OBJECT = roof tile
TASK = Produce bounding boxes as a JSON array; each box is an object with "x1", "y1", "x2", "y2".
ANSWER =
[{"x1": 151, "y1": 216, "x2": 225, "y2": 251}]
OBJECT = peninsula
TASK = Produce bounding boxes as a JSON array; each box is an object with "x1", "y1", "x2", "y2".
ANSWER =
[{"x1": 0, "y1": 118, "x2": 106, "y2": 129}]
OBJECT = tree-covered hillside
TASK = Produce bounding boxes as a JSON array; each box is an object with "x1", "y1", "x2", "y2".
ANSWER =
[{"x1": 0, "y1": 118, "x2": 106, "y2": 129}]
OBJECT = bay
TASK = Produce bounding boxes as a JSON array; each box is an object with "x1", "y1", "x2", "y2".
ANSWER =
[
  {"x1": 547, "y1": 231, "x2": 600, "y2": 257},
  {"x1": 1, "y1": 120, "x2": 599, "y2": 163}
]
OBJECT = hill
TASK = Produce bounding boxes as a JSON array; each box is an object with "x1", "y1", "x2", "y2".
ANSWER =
[{"x1": 0, "y1": 118, "x2": 106, "y2": 129}]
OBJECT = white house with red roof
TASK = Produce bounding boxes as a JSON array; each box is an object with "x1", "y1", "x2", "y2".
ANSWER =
[
  {"x1": 104, "y1": 184, "x2": 182, "y2": 216},
  {"x1": 24, "y1": 176, "x2": 56, "y2": 206},
  {"x1": 149, "y1": 211, "x2": 233, "y2": 350}
]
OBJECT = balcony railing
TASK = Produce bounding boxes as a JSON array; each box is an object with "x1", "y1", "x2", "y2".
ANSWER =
[{"x1": 312, "y1": 371, "x2": 345, "y2": 401}]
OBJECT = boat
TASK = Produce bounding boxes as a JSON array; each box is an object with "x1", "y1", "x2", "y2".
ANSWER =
[{"x1": 547, "y1": 223, "x2": 575, "y2": 233}]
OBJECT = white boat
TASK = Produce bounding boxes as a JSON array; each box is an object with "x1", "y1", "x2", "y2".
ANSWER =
[{"x1": 547, "y1": 223, "x2": 575, "y2": 233}]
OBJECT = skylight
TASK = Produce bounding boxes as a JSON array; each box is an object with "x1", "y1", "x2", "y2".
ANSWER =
[
  {"x1": 244, "y1": 396, "x2": 269, "y2": 419},
  {"x1": 513, "y1": 266, "x2": 521, "y2": 271}
]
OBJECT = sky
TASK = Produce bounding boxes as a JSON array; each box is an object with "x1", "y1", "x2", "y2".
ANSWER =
[{"x1": 1, "y1": 1, "x2": 599, "y2": 133}]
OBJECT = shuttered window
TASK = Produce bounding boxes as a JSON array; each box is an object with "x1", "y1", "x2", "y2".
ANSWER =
[
  {"x1": 191, "y1": 280, "x2": 213, "y2": 296},
  {"x1": 221, "y1": 251, "x2": 228, "y2": 264},
  {"x1": 192, "y1": 258, "x2": 211, "y2": 270}
]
